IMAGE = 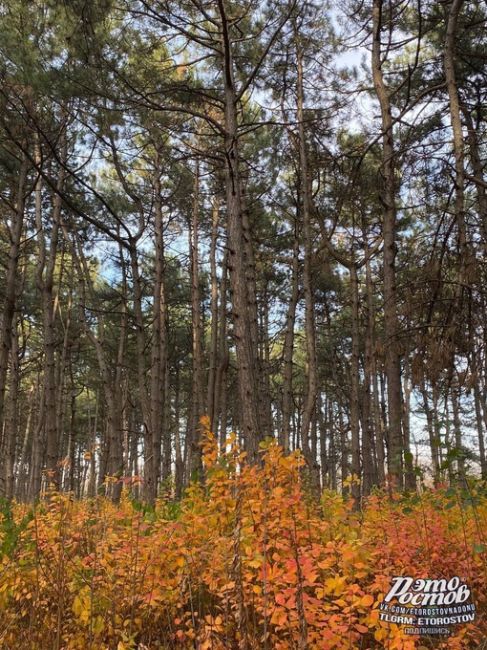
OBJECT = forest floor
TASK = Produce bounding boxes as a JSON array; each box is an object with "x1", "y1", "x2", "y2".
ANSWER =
[{"x1": 0, "y1": 433, "x2": 485, "y2": 649}]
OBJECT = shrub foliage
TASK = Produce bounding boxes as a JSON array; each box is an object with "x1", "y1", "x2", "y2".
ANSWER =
[{"x1": 0, "y1": 427, "x2": 485, "y2": 649}]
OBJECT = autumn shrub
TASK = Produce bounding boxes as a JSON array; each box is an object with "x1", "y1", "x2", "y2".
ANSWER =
[{"x1": 0, "y1": 429, "x2": 485, "y2": 649}]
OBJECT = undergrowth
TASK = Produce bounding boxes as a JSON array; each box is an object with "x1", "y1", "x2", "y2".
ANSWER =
[{"x1": 0, "y1": 426, "x2": 485, "y2": 649}]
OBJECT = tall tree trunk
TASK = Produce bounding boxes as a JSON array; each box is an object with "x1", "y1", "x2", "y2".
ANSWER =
[
  {"x1": 461, "y1": 105, "x2": 487, "y2": 245},
  {"x1": 349, "y1": 265, "x2": 362, "y2": 502},
  {"x1": 444, "y1": 0, "x2": 467, "y2": 263},
  {"x1": 17, "y1": 385, "x2": 34, "y2": 500},
  {"x1": 402, "y1": 355, "x2": 416, "y2": 490},
  {"x1": 240, "y1": 190, "x2": 269, "y2": 437},
  {"x1": 0, "y1": 155, "x2": 28, "y2": 447},
  {"x1": 215, "y1": 251, "x2": 229, "y2": 446},
  {"x1": 329, "y1": 401, "x2": 337, "y2": 491},
  {"x1": 29, "y1": 374, "x2": 44, "y2": 499},
  {"x1": 207, "y1": 199, "x2": 220, "y2": 432},
  {"x1": 260, "y1": 282, "x2": 273, "y2": 439},
  {"x1": 432, "y1": 382, "x2": 444, "y2": 472},
  {"x1": 217, "y1": 0, "x2": 261, "y2": 459},
  {"x1": 4, "y1": 321, "x2": 19, "y2": 499},
  {"x1": 129, "y1": 245, "x2": 152, "y2": 497},
  {"x1": 365, "y1": 257, "x2": 385, "y2": 485},
  {"x1": 56, "y1": 287, "x2": 73, "y2": 483},
  {"x1": 421, "y1": 379, "x2": 440, "y2": 485},
  {"x1": 473, "y1": 380, "x2": 487, "y2": 479},
  {"x1": 188, "y1": 163, "x2": 205, "y2": 478},
  {"x1": 372, "y1": 0, "x2": 403, "y2": 489},
  {"x1": 148, "y1": 153, "x2": 168, "y2": 501},
  {"x1": 174, "y1": 362, "x2": 184, "y2": 498},
  {"x1": 282, "y1": 220, "x2": 300, "y2": 452},
  {"x1": 88, "y1": 393, "x2": 99, "y2": 498},
  {"x1": 296, "y1": 32, "x2": 318, "y2": 472},
  {"x1": 451, "y1": 383, "x2": 465, "y2": 481},
  {"x1": 35, "y1": 132, "x2": 67, "y2": 488},
  {"x1": 338, "y1": 405, "x2": 348, "y2": 493}
]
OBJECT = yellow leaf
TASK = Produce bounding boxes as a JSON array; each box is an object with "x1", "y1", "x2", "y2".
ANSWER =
[
  {"x1": 360, "y1": 594, "x2": 374, "y2": 607},
  {"x1": 374, "y1": 627, "x2": 388, "y2": 641}
]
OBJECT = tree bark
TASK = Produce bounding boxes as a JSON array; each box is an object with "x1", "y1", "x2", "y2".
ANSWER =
[
  {"x1": 217, "y1": 0, "x2": 261, "y2": 460},
  {"x1": 282, "y1": 220, "x2": 300, "y2": 452},
  {"x1": 372, "y1": 0, "x2": 404, "y2": 489},
  {"x1": 473, "y1": 380, "x2": 487, "y2": 479},
  {"x1": 295, "y1": 31, "x2": 318, "y2": 470},
  {"x1": 187, "y1": 163, "x2": 205, "y2": 479},
  {"x1": 148, "y1": 150, "x2": 168, "y2": 501},
  {"x1": 421, "y1": 379, "x2": 440, "y2": 485},
  {"x1": 0, "y1": 154, "x2": 28, "y2": 450},
  {"x1": 349, "y1": 265, "x2": 362, "y2": 502},
  {"x1": 207, "y1": 199, "x2": 220, "y2": 433},
  {"x1": 34, "y1": 131, "x2": 67, "y2": 488},
  {"x1": 4, "y1": 321, "x2": 20, "y2": 499},
  {"x1": 444, "y1": 0, "x2": 467, "y2": 261},
  {"x1": 364, "y1": 257, "x2": 383, "y2": 486}
]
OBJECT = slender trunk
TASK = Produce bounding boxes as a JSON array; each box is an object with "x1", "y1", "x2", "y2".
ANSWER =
[
  {"x1": 218, "y1": 0, "x2": 261, "y2": 459},
  {"x1": 66, "y1": 385, "x2": 76, "y2": 493},
  {"x1": 260, "y1": 283, "x2": 273, "y2": 439},
  {"x1": 35, "y1": 134, "x2": 66, "y2": 487},
  {"x1": 421, "y1": 380, "x2": 440, "y2": 484},
  {"x1": 148, "y1": 154, "x2": 168, "y2": 501},
  {"x1": 451, "y1": 384, "x2": 465, "y2": 480},
  {"x1": 207, "y1": 199, "x2": 220, "y2": 431},
  {"x1": 188, "y1": 164, "x2": 205, "y2": 478},
  {"x1": 88, "y1": 394, "x2": 98, "y2": 498},
  {"x1": 174, "y1": 363, "x2": 184, "y2": 497},
  {"x1": 317, "y1": 393, "x2": 327, "y2": 489},
  {"x1": 461, "y1": 106, "x2": 487, "y2": 245},
  {"x1": 432, "y1": 383, "x2": 444, "y2": 472},
  {"x1": 339, "y1": 406, "x2": 348, "y2": 493},
  {"x1": 361, "y1": 360, "x2": 376, "y2": 495},
  {"x1": 372, "y1": 0, "x2": 403, "y2": 488},
  {"x1": 56, "y1": 289, "x2": 72, "y2": 480},
  {"x1": 329, "y1": 402, "x2": 337, "y2": 491},
  {"x1": 29, "y1": 375, "x2": 44, "y2": 499},
  {"x1": 162, "y1": 363, "x2": 171, "y2": 482},
  {"x1": 296, "y1": 34, "x2": 318, "y2": 469},
  {"x1": 282, "y1": 221, "x2": 300, "y2": 452},
  {"x1": 473, "y1": 381, "x2": 487, "y2": 479},
  {"x1": 241, "y1": 190, "x2": 269, "y2": 437},
  {"x1": 444, "y1": 394, "x2": 453, "y2": 483},
  {"x1": 16, "y1": 387, "x2": 34, "y2": 500},
  {"x1": 365, "y1": 257, "x2": 385, "y2": 484},
  {"x1": 4, "y1": 322, "x2": 19, "y2": 499},
  {"x1": 444, "y1": 0, "x2": 467, "y2": 261},
  {"x1": 0, "y1": 155, "x2": 28, "y2": 442},
  {"x1": 402, "y1": 355, "x2": 416, "y2": 490},
  {"x1": 349, "y1": 266, "x2": 361, "y2": 502},
  {"x1": 215, "y1": 251, "x2": 229, "y2": 446},
  {"x1": 129, "y1": 246, "x2": 151, "y2": 497}
]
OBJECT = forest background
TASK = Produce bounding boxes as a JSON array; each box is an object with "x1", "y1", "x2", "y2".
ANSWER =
[
  {"x1": 1, "y1": 0, "x2": 486, "y2": 502},
  {"x1": 0, "y1": 1, "x2": 487, "y2": 647}
]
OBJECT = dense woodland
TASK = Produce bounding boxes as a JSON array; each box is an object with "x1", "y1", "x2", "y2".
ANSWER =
[{"x1": 1, "y1": 0, "x2": 487, "y2": 504}]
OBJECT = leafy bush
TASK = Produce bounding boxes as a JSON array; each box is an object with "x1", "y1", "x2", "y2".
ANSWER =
[{"x1": 0, "y1": 430, "x2": 485, "y2": 648}]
